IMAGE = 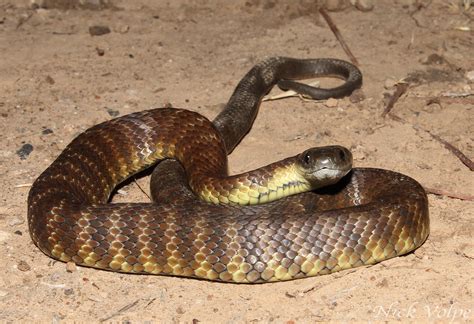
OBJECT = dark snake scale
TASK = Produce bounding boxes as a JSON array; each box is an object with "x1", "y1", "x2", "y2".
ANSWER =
[{"x1": 28, "y1": 57, "x2": 429, "y2": 283}]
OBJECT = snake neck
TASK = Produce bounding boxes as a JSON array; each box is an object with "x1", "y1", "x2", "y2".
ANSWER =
[{"x1": 188, "y1": 159, "x2": 313, "y2": 206}]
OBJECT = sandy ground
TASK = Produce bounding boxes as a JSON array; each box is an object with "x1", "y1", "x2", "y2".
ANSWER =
[{"x1": 0, "y1": 0, "x2": 473, "y2": 322}]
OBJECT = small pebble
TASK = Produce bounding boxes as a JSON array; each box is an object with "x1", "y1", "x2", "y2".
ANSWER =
[
  {"x1": 106, "y1": 108, "x2": 120, "y2": 117},
  {"x1": 16, "y1": 143, "x2": 34, "y2": 160},
  {"x1": 417, "y1": 162, "x2": 432, "y2": 170},
  {"x1": 421, "y1": 53, "x2": 445, "y2": 65},
  {"x1": 133, "y1": 72, "x2": 143, "y2": 80},
  {"x1": 50, "y1": 272, "x2": 61, "y2": 282},
  {"x1": 96, "y1": 47, "x2": 105, "y2": 56},
  {"x1": 0, "y1": 290, "x2": 9, "y2": 298},
  {"x1": 42, "y1": 128, "x2": 53, "y2": 135},
  {"x1": 349, "y1": 89, "x2": 365, "y2": 103},
  {"x1": 45, "y1": 75, "x2": 55, "y2": 85},
  {"x1": 466, "y1": 70, "x2": 474, "y2": 81},
  {"x1": 324, "y1": 98, "x2": 339, "y2": 108},
  {"x1": 376, "y1": 278, "x2": 389, "y2": 288},
  {"x1": 64, "y1": 288, "x2": 74, "y2": 296},
  {"x1": 325, "y1": 0, "x2": 348, "y2": 11},
  {"x1": 17, "y1": 260, "x2": 31, "y2": 272},
  {"x1": 66, "y1": 261, "x2": 77, "y2": 273},
  {"x1": 14, "y1": 230, "x2": 22, "y2": 236},
  {"x1": 8, "y1": 216, "x2": 24, "y2": 226},
  {"x1": 117, "y1": 25, "x2": 130, "y2": 34},
  {"x1": 352, "y1": 0, "x2": 374, "y2": 11},
  {"x1": 89, "y1": 25, "x2": 111, "y2": 36}
]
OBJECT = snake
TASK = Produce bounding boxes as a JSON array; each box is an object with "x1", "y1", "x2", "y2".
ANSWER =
[{"x1": 27, "y1": 57, "x2": 429, "y2": 283}]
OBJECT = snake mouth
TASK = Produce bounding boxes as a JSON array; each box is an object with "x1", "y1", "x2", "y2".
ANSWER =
[{"x1": 311, "y1": 165, "x2": 352, "y2": 183}]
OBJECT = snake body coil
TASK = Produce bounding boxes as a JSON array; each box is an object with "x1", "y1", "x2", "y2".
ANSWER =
[{"x1": 28, "y1": 57, "x2": 429, "y2": 283}]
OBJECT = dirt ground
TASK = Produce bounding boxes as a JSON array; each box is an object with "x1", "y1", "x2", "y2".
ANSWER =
[{"x1": 0, "y1": 0, "x2": 473, "y2": 322}]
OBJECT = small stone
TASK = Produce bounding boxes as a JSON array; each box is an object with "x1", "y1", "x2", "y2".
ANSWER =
[
  {"x1": 376, "y1": 278, "x2": 389, "y2": 287},
  {"x1": 8, "y1": 216, "x2": 24, "y2": 226},
  {"x1": 64, "y1": 288, "x2": 74, "y2": 296},
  {"x1": 45, "y1": 75, "x2": 55, "y2": 85},
  {"x1": 324, "y1": 98, "x2": 339, "y2": 107},
  {"x1": 14, "y1": 230, "x2": 22, "y2": 236},
  {"x1": 0, "y1": 290, "x2": 8, "y2": 298},
  {"x1": 16, "y1": 143, "x2": 34, "y2": 160},
  {"x1": 349, "y1": 89, "x2": 365, "y2": 103},
  {"x1": 176, "y1": 306, "x2": 185, "y2": 314},
  {"x1": 106, "y1": 108, "x2": 120, "y2": 117},
  {"x1": 89, "y1": 25, "x2": 111, "y2": 36},
  {"x1": 352, "y1": 0, "x2": 374, "y2": 11},
  {"x1": 42, "y1": 128, "x2": 53, "y2": 135},
  {"x1": 96, "y1": 47, "x2": 105, "y2": 56},
  {"x1": 466, "y1": 70, "x2": 474, "y2": 81},
  {"x1": 325, "y1": 0, "x2": 349, "y2": 11},
  {"x1": 421, "y1": 53, "x2": 445, "y2": 65},
  {"x1": 417, "y1": 162, "x2": 432, "y2": 170},
  {"x1": 17, "y1": 260, "x2": 31, "y2": 272},
  {"x1": 117, "y1": 25, "x2": 129, "y2": 34},
  {"x1": 66, "y1": 262, "x2": 77, "y2": 273}
]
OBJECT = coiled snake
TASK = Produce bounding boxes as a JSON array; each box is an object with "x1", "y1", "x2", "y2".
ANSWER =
[{"x1": 28, "y1": 57, "x2": 429, "y2": 283}]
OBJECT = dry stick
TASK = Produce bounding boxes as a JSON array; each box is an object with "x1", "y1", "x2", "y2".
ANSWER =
[
  {"x1": 319, "y1": 8, "x2": 359, "y2": 66},
  {"x1": 100, "y1": 299, "x2": 140, "y2": 322},
  {"x1": 389, "y1": 112, "x2": 474, "y2": 172},
  {"x1": 381, "y1": 82, "x2": 409, "y2": 117},
  {"x1": 390, "y1": 113, "x2": 474, "y2": 200},
  {"x1": 383, "y1": 84, "x2": 474, "y2": 171},
  {"x1": 425, "y1": 96, "x2": 474, "y2": 106},
  {"x1": 383, "y1": 89, "x2": 473, "y2": 199},
  {"x1": 426, "y1": 131, "x2": 474, "y2": 171},
  {"x1": 423, "y1": 187, "x2": 474, "y2": 201},
  {"x1": 133, "y1": 178, "x2": 151, "y2": 201},
  {"x1": 16, "y1": 11, "x2": 34, "y2": 29}
]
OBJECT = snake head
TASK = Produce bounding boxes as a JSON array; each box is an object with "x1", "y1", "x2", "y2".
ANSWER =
[{"x1": 296, "y1": 145, "x2": 352, "y2": 189}]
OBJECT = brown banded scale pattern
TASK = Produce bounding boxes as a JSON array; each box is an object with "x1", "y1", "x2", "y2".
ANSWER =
[{"x1": 27, "y1": 57, "x2": 429, "y2": 282}]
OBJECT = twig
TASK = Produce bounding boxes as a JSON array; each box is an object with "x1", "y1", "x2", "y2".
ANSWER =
[
  {"x1": 426, "y1": 132, "x2": 474, "y2": 171},
  {"x1": 52, "y1": 31, "x2": 77, "y2": 35},
  {"x1": 133, "y1": 178, "x2": 151, "y2": 201},
  {"x1": 14, "y1": 183, "x2": 32, "y2": 188},
  {"x1": 426, "y1": 96, "x2": 474, "y2": 106},
  {"x1": 424, "y1": 187, "x2": 474, "y2": 201},
  {"x1": 440, "y1": 91, "x2": 474, "y2": 98},
  {"x1": 16, "y1": 11, "x2": 34, "y2": 30},
  {"x1": 263, "y1": 81, "x2": 320, "y2": 101},
  {"x1": 100, "y1": 299, "x2": 140, "y2": 322},
  {"x1": 388, "y1": 113, "x2": 474, "y2": 171},
  {"x1": 318, "y1": 8, "x2": 359, "y2": 66},
  {"x1": 382, "y1": 82, "x2": 409, "y2": 117}
]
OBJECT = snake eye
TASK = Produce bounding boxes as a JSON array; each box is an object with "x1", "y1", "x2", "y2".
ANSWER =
[{"x1": 303, "y1": 153, "x2": 311, "y2": 165}]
